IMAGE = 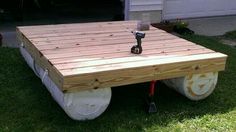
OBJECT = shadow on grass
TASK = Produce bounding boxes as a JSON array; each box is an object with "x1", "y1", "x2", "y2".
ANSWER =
[{"x1": 0, "y1": 34, "x2": 235, "y2": 131}]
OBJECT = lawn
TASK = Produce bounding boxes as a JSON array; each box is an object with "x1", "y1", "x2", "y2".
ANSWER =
[{"x1": 0, "y1": 34, "x2": 236, "y2": 132}]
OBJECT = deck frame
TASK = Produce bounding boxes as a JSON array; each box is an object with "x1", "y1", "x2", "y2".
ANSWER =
[{"x1": 16, "y1": 21, "x2": 227, "y2": 93}]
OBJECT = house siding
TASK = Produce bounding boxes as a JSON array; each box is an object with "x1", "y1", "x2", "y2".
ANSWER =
[
  {"x1": 125, "y1": 0, "x2": 163, "y2": 23},
  {"x1": 129, "y1": 0, "x2": 163, "y2": 11},
  {"x1": 163, "y1": 0, "x2": 236, "y2": 20}
]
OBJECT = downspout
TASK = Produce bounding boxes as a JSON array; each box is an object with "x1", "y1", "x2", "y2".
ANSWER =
[{"x1": 124, "y1": 0, "x2": 130, "y2": 20}]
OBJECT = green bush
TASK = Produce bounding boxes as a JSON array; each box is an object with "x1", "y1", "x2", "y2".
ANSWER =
[
  {"x1": 174, "y1": 19, "x2": 189, "y2": 29},
  {"x1": 224, "y1": 30, "x2": 236, "y2": 40}
]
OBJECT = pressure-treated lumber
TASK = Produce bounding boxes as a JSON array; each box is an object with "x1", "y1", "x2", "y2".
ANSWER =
[
  {"x1": 16, "y1": 21, "x2": 227, "y2": 92},
  {"x1": 62, "y1": 53, "x2": 226, "y2": 92}
]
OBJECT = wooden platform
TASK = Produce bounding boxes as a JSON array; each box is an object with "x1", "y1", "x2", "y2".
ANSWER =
[{"x1": 16, "y1": 21, "x2": 227, "y2": 92}]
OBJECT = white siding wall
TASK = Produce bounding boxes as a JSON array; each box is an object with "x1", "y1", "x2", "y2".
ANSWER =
[
  {"x1": 129, "y1": 0, "x2": 163, "y2": 11},
  {"x1": 163, "y1": 0, "x2": 236, "y2": 20}
]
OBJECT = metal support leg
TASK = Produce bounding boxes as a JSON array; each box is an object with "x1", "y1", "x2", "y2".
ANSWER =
[{"x1": 147, "y1": 80, "x2": 157, "y2": 113}]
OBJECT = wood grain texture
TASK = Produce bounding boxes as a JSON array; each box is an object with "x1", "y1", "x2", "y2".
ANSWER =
[
  {"x1": 16, "y1": 21, "x2": 228, "y2": 92},
  {"x1": 16, "y1": 29, "x2": 64, "y2": 90},
  {"x1": 63, "y1": 53, "x2": 226, "y2": 92}
]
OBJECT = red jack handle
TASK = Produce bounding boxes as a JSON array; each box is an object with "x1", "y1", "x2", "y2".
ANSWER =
[{"x1": 149, "y1": 80, "x2": 156, "y2": 97}]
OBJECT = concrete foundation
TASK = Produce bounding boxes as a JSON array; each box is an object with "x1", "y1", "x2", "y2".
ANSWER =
[{"x1": 128, "y1": 10, "x2": 162, "y2": 24}]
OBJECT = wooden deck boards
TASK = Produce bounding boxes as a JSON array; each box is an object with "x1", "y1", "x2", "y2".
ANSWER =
[{"x1": 16, "y1": 21, "x2": 227, "y2": 92}]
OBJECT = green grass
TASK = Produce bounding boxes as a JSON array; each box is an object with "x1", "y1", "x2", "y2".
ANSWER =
[
  {"x1": 224, "y1": 30, "x2": 236, "y2": 40},
  {"x1": 0, "y1": 34, "x2": 236, "y2": 132}
]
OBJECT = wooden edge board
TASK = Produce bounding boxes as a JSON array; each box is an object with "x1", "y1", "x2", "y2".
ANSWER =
[
  {"x1": 18, "y1": 22, "x2": 157, "y2": 36},
  {"x1": 62, "y1": 52, "x2": 227, "y2": 76},
  {"x1": 17, "y1": 20, "x2": 139, "y2": 30},
  {"x1": 19, "y1": 22, "x2": 157, "y2": 36},
  {"x1": 18, "y1": 23, "x2": 139, "y2": 35},
  {"x1": 24, "y1": 27, "x2": 158, "y2": 39},
  {"x1": 20, "y1": 24, "x2": 136, "y2": 36},
  {"x1": 24, "y1": 28, "x2": 138, "y2": 38},
  {"x1": 26, "y1": 27, "x2": 159, "y2": 39},
  {"x1": 16, "y1": 28, "x2": 64, "y2": 90},
  {"x1": 62, "y1": 53, "x2": 227, "y2": 92}
]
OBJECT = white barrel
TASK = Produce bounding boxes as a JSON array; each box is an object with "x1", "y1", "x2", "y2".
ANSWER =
[
  {"x1": 19, "y1": 46, "x2": 35, "y2": 72},
  {"x1": 162, "y1": 72, "x2": 218, "y2": 101},
  {"x1": 20, "y1": 46, "x2": 112, "y2": 120}
]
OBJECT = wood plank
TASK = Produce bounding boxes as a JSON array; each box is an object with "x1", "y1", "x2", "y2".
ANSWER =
[
  {"x1": 62, "y1": 53, "x2": 227, "y2": 92},
  {"x1": 30, "y1": 29, "x2": 164, "y2": 42},
  {"x1": 19, "y1": 21, "x2": 158, "y2": 37},
  {"x1": 19, "y1": 21, "x2": 158, "y2": 36},
  {"x1": 41, "y1": 39, "x2": 200, "y2": 55},
  {"x1": 22, "y1": 26, "x2": 158, "y2": 39},
  {"x1": 35, "y1": 35, "x2": 179, "y2": 50},
  {"x1": 24, "y1": 24, "x2": 154, "y2": 36},
  {"x1": 51, "y1": 48, "x2": 214, "y2": 65},
  {"x1": 32, "y1": 31, "x2": 168, "y2": 46},
  {"x1": 45, "y1": 43, "x2": 203, "y2": 60},
  {"x1": 16, "y1": 29, "x2": 64, "y2": 90},
  {"x1": 30, "y1": 30, "x2": 166, "y2": 44},
  {"x1": 20, "y1": 23, "x2": 137, "y2": 36},
  {"x1": 26, "y1": 29, "x2": 159, "y2": 40},
  {"x1": 18, "y1": 20, "x2": 138, "y2": 31},
  {"x1": 54, "y1": 48, "x2": 214, "y2": 70}
]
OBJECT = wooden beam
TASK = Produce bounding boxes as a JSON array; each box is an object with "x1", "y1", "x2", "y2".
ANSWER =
[{"x1": 62, "y1": 53, "x2": 227, "y2": 92}]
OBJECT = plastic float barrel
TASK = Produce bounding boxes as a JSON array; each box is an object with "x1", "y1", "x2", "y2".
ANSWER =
[
  {"x1": 20, "y1": 46, "x2": 112, "y2": 120},
  {"x1": 162, "y1": 72, "x2": 218, "y2": 101}
]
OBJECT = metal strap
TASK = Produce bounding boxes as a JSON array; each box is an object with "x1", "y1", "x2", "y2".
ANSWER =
[{"x1": 42, "y1": 69, "x2": 48, "y2": 83}]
